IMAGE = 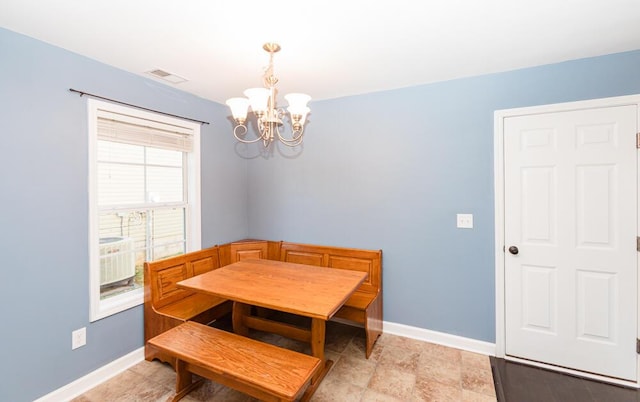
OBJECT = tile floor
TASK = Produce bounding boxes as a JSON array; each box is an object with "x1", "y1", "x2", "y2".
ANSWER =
[{"x1": 73, "y1": 319, "x2": 497, "y2": 401}]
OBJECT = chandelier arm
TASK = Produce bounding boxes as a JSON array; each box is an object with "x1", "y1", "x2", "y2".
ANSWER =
[
  {"x1": 273, "y1": 107, "x2": 303, "y2": 143},
  {"x1": 278, "y1": 138, "x2": 304, "y2": 147},
  {"x1": 276, "y1": 130, "x2": 303, "y2": 143},
  {"x1": 233, "y1": 124, "x2": 265, "y2": 144},
  {"x1": 276, "y1": 117, "x2": 305, "y2": 142},
  {"x1": 276, "y1": 128, "x2": 305, "y2": 147}
]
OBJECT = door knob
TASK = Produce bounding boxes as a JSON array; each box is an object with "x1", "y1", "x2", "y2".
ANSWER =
[{"x1": 508, "y1": 246, "x2": 519, "y2": 255}]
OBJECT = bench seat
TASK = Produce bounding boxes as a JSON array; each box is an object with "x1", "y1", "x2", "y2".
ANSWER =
[
  {"x1": 148, "y1": 321, "x2": 322, "y2": 402},
  {"x1": 155, "y1": 293, "x2": 228, "y2": 321},
  {"x1": 144, "y1": 246, "x2": 232, "y2": 364},
  {"x1": 344, "y1": 291, "x2": 375, "y2": 310}
]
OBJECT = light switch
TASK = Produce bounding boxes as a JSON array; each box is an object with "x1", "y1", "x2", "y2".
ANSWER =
[{"x1": 456, "y1": 213, "x2": 473, "y2": 229}]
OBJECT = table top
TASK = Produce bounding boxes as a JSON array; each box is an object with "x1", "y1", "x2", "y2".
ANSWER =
[{"x1": 178, "y1": 259, "x2": 368, "y2": 320}]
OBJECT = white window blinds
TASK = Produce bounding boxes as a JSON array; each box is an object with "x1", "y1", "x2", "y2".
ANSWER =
[{"x1": 97, "y1": 109, "x2": 193, "y2": 152}]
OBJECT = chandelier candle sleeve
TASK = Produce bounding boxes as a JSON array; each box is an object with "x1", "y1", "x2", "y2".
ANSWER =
[
  {"x1": 244, "y1": 88, "x2": 270, "y2": 114},
  {"x1": 226, "y1": 98, "x2": 250, "y2": 123},
  {"x1": 225, "y1": 42, "x2": 311, "y2": 147}
]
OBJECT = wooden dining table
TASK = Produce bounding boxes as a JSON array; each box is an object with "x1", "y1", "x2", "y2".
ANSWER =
[{"x1": 177, "y1": 258, "x2": 368, "y2": 399}]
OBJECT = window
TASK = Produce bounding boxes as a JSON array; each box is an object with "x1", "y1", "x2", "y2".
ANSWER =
[{"x1": 88, "y1": 99, "x2": 201, "y2": 321}]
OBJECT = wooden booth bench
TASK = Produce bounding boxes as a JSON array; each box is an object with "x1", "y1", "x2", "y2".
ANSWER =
[
  {"x1": 143, "y1": 246, "x2": 232, "y2": 364},
  {"x1": 148, "y1": 321, "x2": 321, "y2": 402},
  {"x1": 144, "y1": 239, "x2": 383, "y2": 360}
]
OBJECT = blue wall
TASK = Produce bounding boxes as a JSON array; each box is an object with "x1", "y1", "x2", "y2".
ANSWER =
[
  {"x1": 1, "y1": 25, "x2": 640, "y2": 401},
  {"x1": 247, "y1": 50, "x2": 640, "y2": 341},
  {"x1": 0, "y1": 28, "x2": 248, "y2": 402}
]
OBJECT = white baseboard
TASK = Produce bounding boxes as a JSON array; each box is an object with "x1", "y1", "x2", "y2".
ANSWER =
[
  {"x1": 34, "y1": 347, "x2": 144, "y2": 402},
  {"x1": 383, "y1": 321, "x2": 496, "y2": 356},
  {"x1": 35, "y1": 322, "x2": 495, "y2": 401}
]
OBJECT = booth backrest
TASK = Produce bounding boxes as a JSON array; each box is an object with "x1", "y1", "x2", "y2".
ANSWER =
[
  {"x1": 279, "y1": 242, "x2": 382, "y2": 297},
  {"x1": 218, "y1": 240, "x2": 281, "y2": 266},
  {"x1": 148, "y1": 246, "x2": 221, "y2": 311}
]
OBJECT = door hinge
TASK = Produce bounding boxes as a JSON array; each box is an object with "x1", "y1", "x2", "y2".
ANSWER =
[
  {"x1": 637, "y1": 237, "x2": 640, "y2": 252},
  {"x1": 636, "y1": 132, "x2": 640, "y2": 148},
  {"x1": 637, "y1": 339, "x2": 640, "y2": 354}
]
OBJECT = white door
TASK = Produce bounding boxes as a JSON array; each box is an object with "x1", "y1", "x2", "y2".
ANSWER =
[{"x1": 504, "y1": 104, "x2": 638, "y2": 381}]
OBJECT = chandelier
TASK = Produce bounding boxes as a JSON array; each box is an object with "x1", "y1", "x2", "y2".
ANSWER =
[{"x1": 226, "y1": 43, "x2": 311, "y2": 147}]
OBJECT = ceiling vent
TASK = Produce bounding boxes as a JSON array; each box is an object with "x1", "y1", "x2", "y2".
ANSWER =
[{"x1": 146, "y1": 69, "x2": 187, "y2": 84}]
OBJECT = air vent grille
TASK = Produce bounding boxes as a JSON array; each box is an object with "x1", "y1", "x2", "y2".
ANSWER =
[
  {"x1": 150, "y1": 69, "x2": 170, "y2": 78},
  {"x1": 146, "y1": 69, "x2": 187, "y2": 84}
]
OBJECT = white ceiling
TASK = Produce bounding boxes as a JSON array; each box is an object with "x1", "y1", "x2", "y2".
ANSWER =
[{"x1": 2, "y1": 0, "x2": 639, "y2": 104}]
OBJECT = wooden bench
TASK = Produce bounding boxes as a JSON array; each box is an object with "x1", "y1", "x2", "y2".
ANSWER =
[
  {"x1": 148, "y1": 321, "x2": 322, "y2": 402},
  {"x1": 144, "y1": 246, "x2": 232, "y2": 364}
]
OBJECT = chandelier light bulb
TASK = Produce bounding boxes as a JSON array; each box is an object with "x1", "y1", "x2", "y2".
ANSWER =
[{"x1": 285, "y1": 93, "x2": 312, "y2": 109}]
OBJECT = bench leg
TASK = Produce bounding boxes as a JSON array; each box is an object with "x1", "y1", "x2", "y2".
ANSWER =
[
  {"x1": 171, "y1": 360, "x2": 204, "y2": 402},
  {"x1": 365, "y1": 296, "x2": 383, "y2": 358}
]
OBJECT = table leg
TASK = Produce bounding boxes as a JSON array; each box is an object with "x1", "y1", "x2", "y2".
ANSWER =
[
  {"x1": 310, "y1": 318, "x2": 326, "y2": 362},
  {"x1": 300, "y1": 318, "x2": 332, "y2": 402},
  {"x1": 232, "y1": 301, "x2": 250, "y2": 337}
]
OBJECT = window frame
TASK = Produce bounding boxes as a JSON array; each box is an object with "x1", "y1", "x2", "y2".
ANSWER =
[{"x1": 87, "y1": 99, "x2": 201, "y2": 322}]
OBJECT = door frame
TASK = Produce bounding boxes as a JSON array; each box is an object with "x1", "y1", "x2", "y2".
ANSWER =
[{"x1": 494, "y1": 94, "x2": 640, "y2": 387}]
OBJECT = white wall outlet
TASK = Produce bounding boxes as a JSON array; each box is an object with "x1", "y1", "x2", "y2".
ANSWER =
[
  {"x1": 72, "y1": 327, "x2": 86, "y2": 350},
  {"x1": 456, "y1": 213, "x2": 473, "y2": 229}
]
